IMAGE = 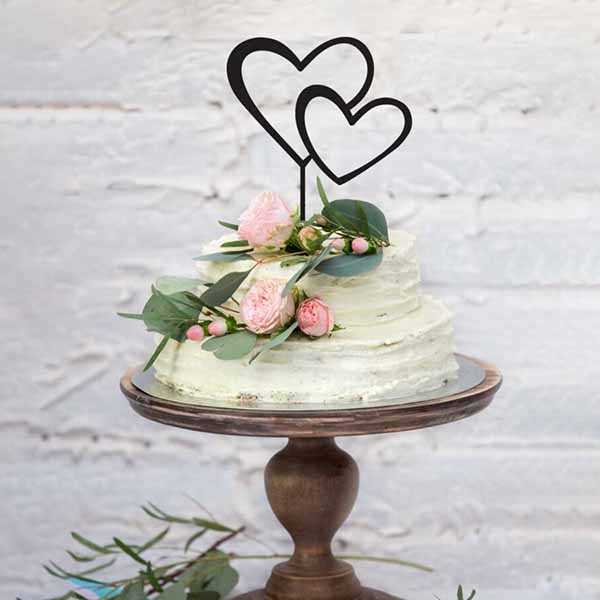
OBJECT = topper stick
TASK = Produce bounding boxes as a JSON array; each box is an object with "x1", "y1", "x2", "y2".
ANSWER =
[{"x1": 299, "y1": 163, "x2": 306, "y2": 220}]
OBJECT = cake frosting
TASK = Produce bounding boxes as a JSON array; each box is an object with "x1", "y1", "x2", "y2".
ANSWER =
[{"x1": 153, "y1": 230, "x2": 459, "y2": 404}]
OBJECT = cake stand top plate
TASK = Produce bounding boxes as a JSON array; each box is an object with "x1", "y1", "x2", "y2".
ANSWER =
[{"x1": 120, "y1": 354, "x2": 501, "y2": 438}]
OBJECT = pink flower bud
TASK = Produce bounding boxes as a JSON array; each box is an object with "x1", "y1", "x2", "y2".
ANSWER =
[
  {"x1": 296, "y1": 297, "x2": 335, "y2": 338},
  {"x1": 330, "y1": 237, "x2": 346, "y2": 251},
  {"x1": 298, "y1": 226, "x2": 321, "y2": 252},
  {"x1": 208, "y1": 319, "x2": 228, "y2": 337},
  {"x1": 186, "y1": 325, "x2": 205, "y2": 342},
  {"x1": 351, "y1": 237, "x2": 369, "y2": 255}
]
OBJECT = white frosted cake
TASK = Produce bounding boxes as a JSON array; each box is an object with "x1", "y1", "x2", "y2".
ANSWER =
[{"x1": 153, "y1": 230, "x2": 458, "y2": 403}]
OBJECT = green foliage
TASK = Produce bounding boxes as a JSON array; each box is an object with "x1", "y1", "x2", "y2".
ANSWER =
[
  {"x1": 316, "y1": 250, "x2": 383, "y2": 277},
  {"x1": 218, "y1": 220, "x2": 239, "y2": 231},
  {"x1": 200, "y1": 269, "x2": 254, "y2": 308},
  {"x1": 155, "y1": 277, "x2": 205, "y2": 295},
  {"x1": 193, "y1": 251, "x2": 252, "y2": 263},
  {"x1": 316, "y1": 176, "x2": 329, "y2": 206},
  {"x1": 249, "y1": 321, "x2": 298, "y2": 364},
  {"x1": 321, "y1": 198, "x2": 389, "y2": 244},
  {"x1": 201, "y1": 330, "x2": 258, "y2": 360},
  {"x1": 220, "y1": 240, "x2": 251, "y2": 248},
  {"x1": 39, "y1": 497, "x2": 435, "y2": 600},
  {"x1": 282, "y1": 244, "x2": 332, "y2": 297}
]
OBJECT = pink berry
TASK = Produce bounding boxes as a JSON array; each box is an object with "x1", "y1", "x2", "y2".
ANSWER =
[
  {"x1": 351, "y1": 237, "x2": 369, "y2": 255},
  {"x1": 186, "y1": 325, "x2": 204, "y2": 342},
  {"x1": 208, "y1": 319, "x2": 228, "y2": 337}
]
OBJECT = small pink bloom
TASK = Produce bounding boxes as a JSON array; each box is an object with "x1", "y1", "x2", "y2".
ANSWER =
[
  {"x1": 296, "y1": 297, "x2": 335, "y2": 338},
  {"x1": 330, "y1": 236, "x2": 346, "y2": 251},
  {"x1": 208, "y1": 319, "x2": 228, "y2": 337},
  {"x1": 186, "y1": 325, "x2": 205, "y2": 342},
  {"x1": 351, "y1": 237, "x2": 369, "y2": 255},
  {"x1": 238, "y1": 191, "x2": 295, "y2": 249},
  {"x1": 240, "y1": 279, "x2": 296, "y2": 335}
]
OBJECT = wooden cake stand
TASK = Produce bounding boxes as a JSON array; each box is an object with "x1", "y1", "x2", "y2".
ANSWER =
[{"x1": 120, "y1": 355, "x2": 501, "y2": 600}]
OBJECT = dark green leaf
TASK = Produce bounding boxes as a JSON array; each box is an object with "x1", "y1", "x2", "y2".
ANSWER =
[
  {"x1": 190, "y1": 519, "x2": 234, "y2": 533},
  {"x1": 202, "y1": 330, "x2": 257, "y2": 360},
  {"x1": 194, "y1": 251, "x2": 252, "y2": 263},
  {"x1": 457, "y1": 586, "x2": 464, "y2": 600},
  {"x1": 322, "y1": 199, "x2": 388, "y2": 243},
  {"x1": 200, "y1": 269, "x2": 254, "y2": 307},
  {"x1": 316, "y1": 176, "x2": 329, "y2": 206},
  {"x1": 117, "y1": 313, "x2": 144, "y2": 320},
  {"x1": 282, "y1": 244, "x2": 332, "y2": 297},
  {"x1": 218, "y1": 220, "x2": 239, "y2": 231},
  {"x1": 280, "y1": 257, "x2": 308, "y2": 268},
  {"x1": 315, "y1": 250, "x2": 383, "y2": 277},
  {"x1": 155, "y1": 276, "x2": 204, "y2": 295},
  {"x1": 184, "y1": 529, "x2": 207, "y2": 553},
  {"x1": 250, "y1": 321, "x2": 298, "y2": 364},
  {"x1": 221, "y1": 240, "x2": 251, "y2": 248},
  {"x1": 156, "y1": 580, "x2": 186, "y2": 600},
  {"x1": 137, "y1": 526, "x2": 170, "y2": 553},
  {"x1": 145, "y1": 563, "x2": 164, "y2": 593},
  {"x1": 143, "y1": 335, "x2": 170, "y2": 372},
  {"x1": 141, "y1": 289, "x2": 200, "y2": 339},
  {"x1": 71, "y1": 532, "x2": 114, "y2": 555},
  {"x1": 205, "y1": 565, "x2": 239, "y2": 598},
  {"x1": 141, "y1": 503, "x2": 192, "y2": 525},
  {"x1": 66, "y1": 550, "x2": 96, "y2": 562},
  {"x1": 113, "y1": 537, "x2": 148, "y2": 566}
]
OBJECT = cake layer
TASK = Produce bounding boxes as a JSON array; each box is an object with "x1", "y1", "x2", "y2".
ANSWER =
[
  {"x1": 153, "y1": 296, "x2": 459, "y2": 404},
  {"x1": 196, "y1": 230, "x2": 421, "y2": 327}
]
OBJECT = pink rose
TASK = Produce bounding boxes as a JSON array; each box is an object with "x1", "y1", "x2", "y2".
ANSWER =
[
  {"x1": 296, "y1": 297, "x2": 335, "y2": 338},
  {"x1": 238, "y1": 191, "x2": 295, "y2": 249},
  {"x1": 240, "y1": 279, "x2": 296, "y2": 335}
]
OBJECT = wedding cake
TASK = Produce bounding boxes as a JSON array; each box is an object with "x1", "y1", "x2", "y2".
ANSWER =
[{"x1": 120, "y1": 184, "x2": 458, "y2": 405}]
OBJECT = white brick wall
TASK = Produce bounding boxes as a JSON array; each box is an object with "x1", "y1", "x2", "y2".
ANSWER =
[{"x1": 1, "y1": 2, "x2": 599, "y2": 599}]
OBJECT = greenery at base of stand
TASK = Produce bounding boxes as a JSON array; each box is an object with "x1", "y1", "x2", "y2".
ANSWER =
[{"x1": 26, "y1": 497, "x2": 475, "y2": 600}]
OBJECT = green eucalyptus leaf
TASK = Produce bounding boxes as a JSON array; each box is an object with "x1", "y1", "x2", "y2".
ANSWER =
[
  {"x1": 250, "y1": 321, "x2": 298, "y2": 364},
  {"x1": 117, "y1": 313, "x2": 144, "y2": 320},
  {"x1": 143, "y1": 335, "x2": 169, "y2": 372},
  {"x1": 200, "y1": 269, "x2": 254, "y2": 308},
  {"x1": 218, "y1": 220, "x2": 239, "y2": 231},
  {"x1": 145, "y1": 563, "x2": 164, "y2": 593},
  {"x1": 190, "y1": 518, "x2": 234, "y2": 532},
  {"x1": 70, "y1": 532, "x2": 114, "y2": 555},
  {"x1": 194, "y1": 251, "x2": 252, "y2": 263},
  {"x1": 315, "y1": 250, "x2": 383, "y2": 277},
  {"x1": 202, "y1": 330, "x2": 257, "y2": 360},
  {"x1": 221, "y1": 239, "x2": 251, "y2": 248},
  {"x1": 282, "y1": 244, "x2": 331, "y2": 297},
  {"x1": 184, "y1": 529, "x2": 207, "y2": 553},
  {"x1": 204, "y1": 565, "x2": 239, "y2": 598},
  {"x1": 322, "y1": 199, "x2": 388, "y2": 243},
  {"x1": 155, "y1": 276, "x2": 204, "y2": 295},
  {"x1": 137, "y1": 526, "x2": 170, "y2": 553},
  {"x1": 112, "y1": 537, "x2": 148, "y2": 566},
  {"x1": 316, "y1": 176, "x2": 329, "y2": 206}
]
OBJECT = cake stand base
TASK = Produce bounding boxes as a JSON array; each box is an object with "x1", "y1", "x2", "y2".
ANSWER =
[
  {"x1": 120, "y1": 356, "x2": 502, "y2": 600},
  {"x1": 231, "y1": 588, "x2": 404, "y2": 600}
]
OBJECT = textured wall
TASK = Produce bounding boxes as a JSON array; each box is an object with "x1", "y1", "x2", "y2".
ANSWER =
[{"x1": 2, "y1": 1, "x2": 599, "y2": 599}]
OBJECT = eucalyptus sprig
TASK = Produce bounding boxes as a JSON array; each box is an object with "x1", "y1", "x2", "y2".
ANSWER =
[{"x1": 34, "y1": 498, "x2": 434, "y2": 600}]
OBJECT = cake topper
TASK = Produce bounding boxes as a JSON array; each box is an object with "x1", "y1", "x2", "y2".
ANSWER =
[{"x1": 227, "y1": 36, "x2": 412, "y2": 218}]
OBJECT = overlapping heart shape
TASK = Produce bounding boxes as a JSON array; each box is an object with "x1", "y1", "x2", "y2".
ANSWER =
[{"x1": 227, "y1": 36, "x2": 412, "y2": 211}]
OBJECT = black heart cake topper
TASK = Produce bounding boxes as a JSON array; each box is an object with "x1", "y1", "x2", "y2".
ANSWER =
[
  {"x1": 226, "y1": 37, "x2": 412, "y2": 217},
  {"x1": 296, "y1": 85, "x2": 412, "y2": 185}
]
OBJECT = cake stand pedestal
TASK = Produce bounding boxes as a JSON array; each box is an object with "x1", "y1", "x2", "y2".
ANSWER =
[{"x1": 120, "y1": 355, "x2": 501, "y2": 600}]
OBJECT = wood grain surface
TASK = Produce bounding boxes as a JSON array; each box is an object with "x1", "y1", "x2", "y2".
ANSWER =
[{"x1": 120, "y1": 354, "x2": 502, "y2": 438}]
